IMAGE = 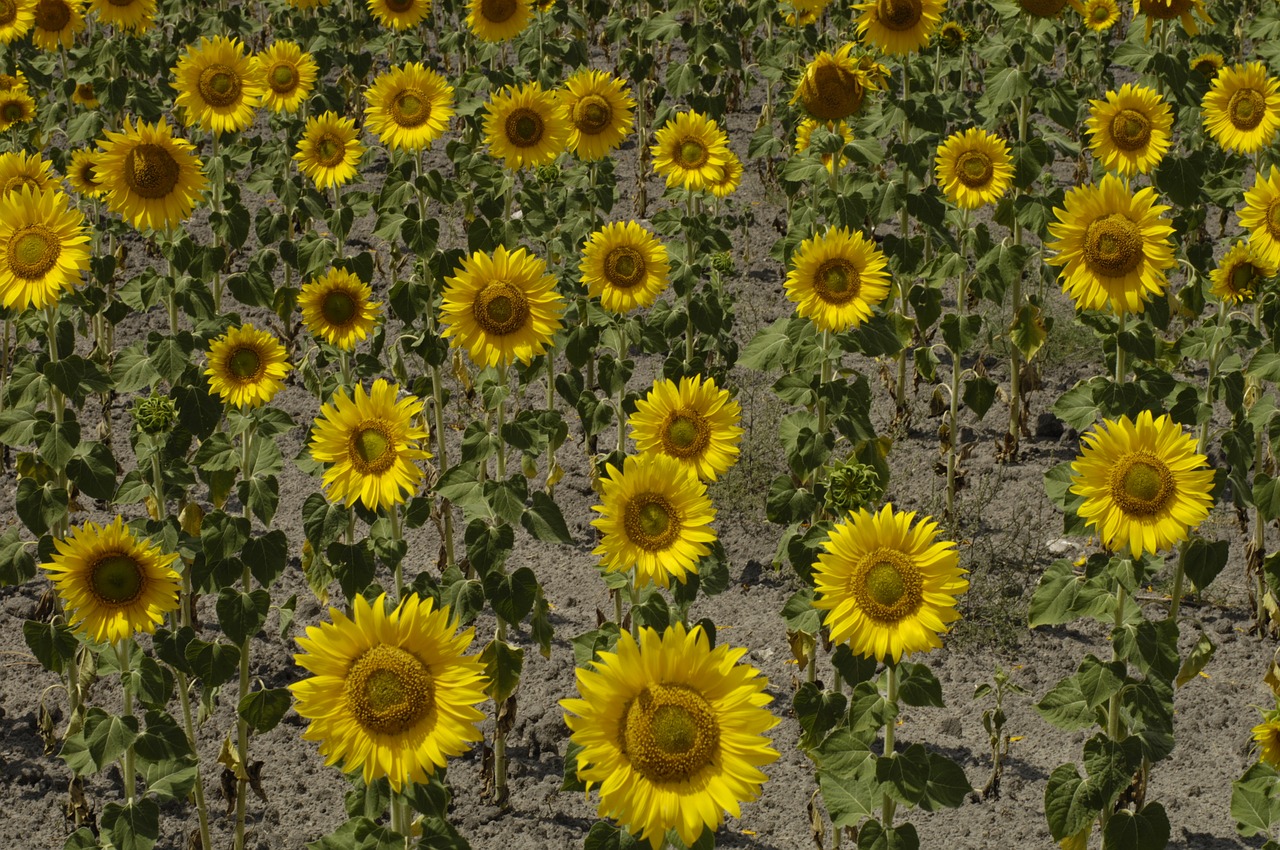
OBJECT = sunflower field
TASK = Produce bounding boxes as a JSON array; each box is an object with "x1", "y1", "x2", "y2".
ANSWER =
[{"x1": 6, "y1": 0, "x2": 1280, "y2": 847}]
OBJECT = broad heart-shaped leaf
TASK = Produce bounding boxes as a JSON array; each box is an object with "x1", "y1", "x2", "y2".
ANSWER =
[
  {"x1": 216, "y1": 588, "x2": 271, "y2": 645},
  {"x1": 1113, "y1": 619, "x2": 1179, "y2": 681},
  {"x1": 1231, "y1": 761, "x2": 1280, "y2": 837},
  {"x1": 101, "y1": 798, "x2": 160, "y2": 850},
  {"x1": 522, "y1": 489, "x2": 574, "y2": 543},
  {"x1": 894, "y1": 662, "x2": 944, "y2": 707},
  {"x1": 1082, "y1": 734, "x2": 1144, "y2": 812},
  {"x1": 184, "y1": 638, "x2": 241, "y2": 687},
  {"x1": 79, "y1": 707, "x2": 139, "y2": 774},
  {"x1": 144, "y1": 757, "x2": 199, "y2": 802},
  {"x1": 583, "y1": 822, "x2": 645, "y2": 850},
  {"x1": 1175, "y1": 630, "x2": 1215, "y2": 688},
  {"x1": 239, "y1": 688, "x2": 292, "y2": 734},
  {"x1": 1053, "y1": 378, "x2": 1105, "y2": 431},
  {"x1": 23, "y1": 619, "x2": 78, "y2": 673},
  {"x1": 480, "y1": 639, "x2": 523, "y2": 704},
  {"x1": 814, "y1": 728, "x2": 874, "y2": 779},
  {"x1": 876, "y1": 742, "x2": 931, "y2": 806},
  {"x1": 132, "y1": 709, "x2": 192, "y2": 765},
  {"x1": 857, "y1": 819, "x2": 921, "y2": 850},
  {"x1": 1103, "y1": 803, "x2": 1171, "y2": 850},
  {"x1": 795, "y1": 682, "x2": 848, "y2": 751},
  {"x1": 1045, "y1": 763, "x2": 1098, "y2": 842},
  {"x1": 1035, "y1": 655, "x2": 1125, "y2": 731},
  {"x1": 306, "y1": 816, "x2": 408, "y2": 850},
  {"x1": 740, "y1": 318, "x2": 796, "y2": 371},
  {"x1": 1183, "y1": 537, "x2": 1229, "y2": 591},
  {"x1": 918, "y1": 752, "x2": 973, "y2": 811},
  {"x1": 62, "y1": 827, "x2": 98, "y2": 850},
  {"x1": 483, "y1": 567, "x2": 538, "y2": 625},
  {"x1": 962, "y1": 376, "x2": 999, "y2": 420},
  {"x1": 1029, "y1": 560, "x2": 1113, "y2": 628},
  {"x1": 1011, "y1": 302, "x2": 1048, "y2": 361},
  {"x1": 819, "y1": 767, "x2": 880, "y2": 827}
]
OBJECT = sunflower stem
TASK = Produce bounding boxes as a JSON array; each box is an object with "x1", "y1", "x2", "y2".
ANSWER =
[
  {"x1": 882, "y1": 661, "x2": 898, "y2": 828},
  {"x1": 894, "y1": 68, "x2": 912, "y2": 416},
  {"x1": 116, "y1": 639, "x2": 137, "y2": 804},
  {"x1": 614, "y1": 586, "x2": 625, "y2": 630},
  {"x1": 1115, "y1": 310, "x2": 1127, "y2": 383},
  {"x1": 684, "y1": 191, "x2": 698, "y2": 367},
  {"x1": 175, "y1": 668, "x2": 213, "y2": 850},
  {"x1": 1167, "y1": 541, "x2": 1188, "y2": 623},
  {"x1": 391, "y1": 504, "x2": 404, "y2": 601},
  {"x1": 45, "y1": 303, "x2": 68, "y2": 538},
  {"x1": 234, "y1": 425, "x2": 256, "y2": 850},
  {"x1": 151, "y1": 452, "x2": 166, "y2": 526},
  {"x1": 1007, "y1": 56, "x2": 1031, "y2": 457},
  {"x1": 496, "y1": 369, "x2": 508, "y2": 480},
  {"x1": 948, "y1": 208, "x2": 970, "y2": 524},
  {"x1": 430, "y1": 362, "x2": 457, "y2": 570}
]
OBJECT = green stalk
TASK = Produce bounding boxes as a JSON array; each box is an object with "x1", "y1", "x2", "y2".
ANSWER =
[
  {"x1": 233, "y1": 425, "x2": 256, "y2": 850},
  {"x1": 1007, "y1": 72, "x2": 1030, "y2": 454},
  {"x1": 894, "y1": 67, "x2": 912, "y2": 413},
  {"x1": 882, "y1": 662, "x2": 899, "y2": 828},
  {"x1": 115, "y1": 640, "x2": 137, "y2": 803},
  {"x1": 430, "y1": 361, "x2": 456, "y2": 570},
  {"x1": 175, "y1": 668, "x2": 213, "y2": 849},
  {"x1": 684, "y1": 191, "x2": 698, "y2": 366},
  {"x1": 1100, "y1": 583, "x2": 1127, "y2": 836},
  {"x1": 390, "y1": 504, "x2": 404, "y2": 601}
]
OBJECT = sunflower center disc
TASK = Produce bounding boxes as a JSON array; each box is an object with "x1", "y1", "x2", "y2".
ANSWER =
[
  {"x1": 270, "y1": 64, "x2": 298, "y2": 93},
  {"x1": 8, "y1": 226, "x2": 59, "y2": 280},
  {"x1": 393, "y1": 90, "x2": 429, "y2": 127},
  {"x1": 107, "y1": 0, "x2": 135, "y2": 6},
  {"x1": 955, "y1": 150, "x2": 994, "y2": 188},
  {"x1": 4, "y1": 175, "x2": 39, "y2": 194},
  {"x1": 34, "y1": 0, "x2": 70, "y2": 31},
  {"x1": 813, "y1": 259, "x2": 861, "y2": 305},
  {"x1": 1140, "y1": 0, "x2": 1189, "y2": 19},
  {"x1": 124, "y1": 143, "x2": 181, "y2": 199},
  {"x1": 624, "y1": 494, "x2": 681, "y2": 551},
  {"x1": 678, "y1": 139, "x2": 708, "y2": 168},
  {"x1": 345, "y1": 644, "x2": 434, "y2": 736},
  {"x1": 574, "y1": 96, "x2": 611, "y2": 134},
  {"x1": 315, "y1": 135, "x2": 345, "y2": 167},
  {"x1": 322, "y1": 290, "x2": 358, "y2": 325},
  {"x1": 663, "y1": 412, "x2": 710, "y2": 458},
  {"x1": 604, "y1": 246, "x2": 645, "y2": 288},
  {"x1": 1112, "y1": 454, "x2": 1174, "y2": 516},
  {"x1": 803, "y1": 63, "x2": 863, "y2": 121},
  {"x1": 876, "y1": 0, "x2": 922, "y2": 31},
  {"x1": 1111, "y1": 109, "x2": 1152, "y2": 151},
  {"x1": 481, "y1": 0, "x2": 516, "y2": 22},
  {"x1": 1267, "y1": 198, "x2": 1280, "y2": 239},
  {"x1": 623, "y1": 684, "x2": 719, "y2": 783},
  {"x1": 90, "y1": 554, "x2": 144, "y2": 605},
  {"x1": 386, "y1": 0, "x2": 413, "y2": 10},
  {"x1": 1083, "y1": 213, "x2": 1143, "y2": 277},
  {"x1": 855, "y1": 548, "x2": 923, "y2": 622},
  {"x1": 1091, "y1": 3, "x2": 1109, "y2": 21},
  {"x1": 1229, "y1": 263, "x2": 1257, "y2": 299},
  {"x1": 228, "y1": 346, "x2": 263, "y2": 380},
  {"x1": 473, "y1": 281, "x2": 530, "y2": 336},
  {"x1": 0, "y1": 1, "x2": 16, "y2": 25},
  {"x1": 198, "y1": 64, "x2": 241, "y2": 108},
  {"x1": 1228, "y1": 88, "x2": 1266, "y2": 131},
  {"x1": 505, "y1": 108, "x2": 543, "y2": 148},
  {"x1": 865, "y1": 562, "x2": 906, "y2": 608},
  {"x1": 2, "y1": 102, "x2": 24, "y2": 122},
  {"x1": 350, "y1": 422, "x2": 396, "y2": 473}
]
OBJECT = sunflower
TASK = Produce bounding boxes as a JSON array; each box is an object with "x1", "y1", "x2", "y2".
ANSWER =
[
  {"x1": 813, "y1": 504, "x2": 967, "y2": 662},
  {"x1": 784, "y1": 0, "x2": 831, "y2": 25},
  {"x1": 1239, "y1": 168, "x2": 1280, "y2": 268},
  {"x1": 1086, "y1": 84, "x2": 1173, "y2": 176},
  {"x1": 708, "y1": 151, "x2": 743, "y2": 198},
  {"x1": 580, "y1": 220, "x2": 670, "y2": 313},
  {"x1": 0, "y1": 150, "x2": 54, "y2": 198},
  {"x1": 852, "y1": 0, "x2": 945, "y2": 56},
  {"x1": 291, "y1": 593, "x2": 488, "y2": 792},
  {"x1": 785, "y1": 226, "x2": 891, "y2": 333},
  {"x1": 466, "y1": 0, "x2": 531, "y2": 41},
  {"x1": 95, "y1": 118, "x2": 208, "y2": 232},
  {"x1": 561, "y1": 624, "x2": 779, "y2": 850},
  {"x1": 308, "y1": 379, "x2": 430, "y2": 511},
  {"x1": 298, "y1": 267, "x2": 383, "y2": 349},
  {"x1": 933, "y1": 128, "x2": 1014, "y2": 209},
  {"x1": 254, "y1": 41, "x2": 317, "y2": 114},
  {"x1": 1254, "y1": 711, "x2": 1280, "y2": 768},
  {"x1": 1190, "y1": 52, "x2": 1224, "y2": 77},
  {"x1": 590, "y1": 453, "x2": 717, "y2": 589},
  {"x1": 0, "y1": 187, "x2": 91, "y2": 311},
  {"x1": 483, "y1": 81, "x2": 569, "y2": 170},
  {"x1": 65, "y1": 149, "x2": 105, "y2": 198},
  {"x1": 1070, "y1": 410, "x2": 1214, "y2": 557},
  {"x1": 937, "y1": 20, "x2": 966, "y2": 48},
  {"x1": 793, "y1": 44, "x2": 888, "y2": 122},
  {"x1": 1202, "y1": 62, "x2": 1280, "y2": 155},
  {"x1": 171, "y1": 36, "x2": 263, "y2": 136},
  {"x1": 89, "y1": 0, "x2": 155, "y2": 31},
  {"x1": 1134, "y1": 0, "x2": 1211, "y2": 39},
  {"x1": 629, "y1": 375, "x2": 743, "y2": 482},
  {"x1": 204, "y1": 324, "x2": 292, "y2": 409},
  {"x1": 368, "y1": 0, "x2": 430, "y2": 28},
  {"x1": 31, "y1": 0, "x2": 84, "y2": 50},
  {"x1": 1079, "y1": 0, "x2": 1120, "y2": 29},
  {"x1": 71, "y1": 82, "x2": 97, "y2": 108},
  {"x1": 439, "y1": 244, "x2": 564, "y2": 367},
  {"x1": 1017, "y1": 0, "x2": 1067, "y2": 16},
  {"x1": 0, "y1": 0, "x2": 35, "y2": 43},
  {"x1": 562, "y1": 69, "x2": 635, "y2": 161},
  {"x1": 294, "y1": 111, "x2": 365, "y2": 189},
  {"x1": 0, "y1": 89, "x2": 36, "y2": 131},
  {"x1": 651, "y1": 111, "x2": 732, "y2": 192},
  {"x1": 795, "y1": 118, "x2": 855, "y2": 174},
  {"x1": 42, "y1": 517, "x2": 181, "y2": 644},
  {"x1": 364, "y1": 62, "x2": 454, "y2": 152},
  {"x1": 1045, "y1": 173, "x2": 1176, "y2": 315},
  {"x1": 1210, "y1": 241, "x2": 1275, "y2": 305},
  {"x1": 0, "y1": 70, "x2": 29, "y2": 91}
]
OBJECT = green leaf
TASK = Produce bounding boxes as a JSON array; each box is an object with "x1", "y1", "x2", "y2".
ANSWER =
[
  {"x1": 184, "y1": 638, "x2": 241, "y2": 686},
  {"x1": 144, "y1": 757, "x2": 199, "y2": 803},
  {"x1": 23, "y1": 619, "x2": 77, "y2": 673},
  {"x1": 132, "y1": 710, "x2": 191, "y2": 765},
  {"x1": 1045, "y1": 763, "x2": 1099, "y2": 841},
  {"x1": 307, "y1": 817, "x2": 405, "y2": 850},
  {"x1": 819, "y1": 768, "x2": 880, "y2": 827},
  {"x1": 814, "y1": 728, "x2": 874, "y2": 779},
  {"x1": 583, "y1": 822, "x2": 644, "y2": 850},
  {"x1": 1184, "y1": 537, "x2": 1229, "y2": 590},
  {"x1": 16, "y1": 477, "x2": 68, "y2": 536},
  {"x1": 795, "y1": 682, "x2": 847, "y2": 750},
  {"x1": 876, "y1": 742, "x2": 931, "y2": 806},
  {"x1": 480, "y1": 639, "x2": 523, "y2": 704},
  {"x1": 1029, "y1": 560, "x2": 1112, "y2": 627},
  {"x1": 62, "y1": 828, "x2": 98, "y2": 850},
  {"x1": 101, "y1": 798, "x2": 160, "y2": 850},
  {"x1": 484, "y1": 567, "x2": 538, "y2": 624},
  {"x1": 1035, "y1": 655, "x2": 1124, "y2": 731},
  {"x1": 740, "y1": 319, "x2": 795, "y2": 371},
  {"x1": 244, "y1": 529, "x2": 289, "y2": 588},
  {"x1": 1011, "y1": 303, "x2": 1048, "y2": 361},
  {"x1": 216, "y1": 588, "x2": 271, "y2": 645},
  {"x1": 978, "y1": 66, "x2": 1032, "y2": 111},
  {"x1": 920, "y1": 752, "x2": 973, "y2": 811},
  {"x1": 895, "y1": 662, "x2": 944, "y2": 707},
  {"x1": 767, "y1": 474, "x2": 817, "y2": 524},
  {"x1": 67, "y1": 441, "x2": 118, "y2": 501},
  {"x1": 1113, "y1": 619, "x2": 1179, "y2": 680},
  {"x1": 1232, "y1": 762, "x2": 1280, "y2": 837},
  {"x1": 522, "y1": 490, "x2": 574, "y2": 543},
  {"x1": 81, "y1": 708, "x2": 139, "y2": 774},
  {"x1": 962, "y1": 377, "x2": 998, "y2": 420},
  {"x1": 857, "y1": 819, "x2": 920, "y2": 850},
  {"x1": 1053, "y1": 379, "x2": 1103, "y2": 430},
  {"x1": 1103, "y1": 803, "x2": 1171, "y2": 850},
  {"x1": 1175, "y1": 630, "x2": 1215, "y2": 688},
  {"x1": 239, "y1": 688, "x2": 292, "y2": 734}
]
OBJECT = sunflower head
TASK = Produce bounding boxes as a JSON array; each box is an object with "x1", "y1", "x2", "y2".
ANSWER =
[
  {"x1": 1239, "y1": 168, "x2": 1280, "y2": 269},
  {"x1": 89, "y1": 0, "x2": 157, "y2": 31},
  {"x1": 1081, "y1": 0, "x2": 1120, "y2": 29},
  {"x1": 95, "y1": 117, "x2": 208, "y2": 232},
  {"x1": 785, "y1": 226, "x2": 892, "y2": 332},
  {"x1": 793, "y1": 44, "x2": 886, "y2": 122},
  {"x1": 1135, "y1": 0, "x2": 1211, "y2": 38},
  {"x1": 562, "y1": 69, "x2": 636, "y2": 161},
  {"x1": 467, "y1": 0, "x2": 531, "y2": 40},
  {"x1": 0, "y1": 89, "x2": 36, "y2": 131},
  {"x1": 934, "y1": 127, "x2": 1014, "y2": 209},
  {"x1": 31, "y1": 0, "x2": 85, "y2": 51},
  {"x1": 650, "y1": 110, "x2": 732, "y2": 192},
  {"x1": 629, "y1": 375, "x2": 744, "y2": 482},
  {"x1": 937, "y1": 20, "x2": 966, "y2": 48},
  {"x1": 364, "y1": 62, "x2": 455, "y2": 152},
  {"x1": 483, "y1": 81, "x2": 569, "y2": 170},
  {"x1": 294, "y1": 111, "x2": 365, "y2": 189},
  {"x1": 1210, "y1": 240, "x2": 1276, "y2": 305},
  {"x1": 852, "y1": 0, "x2": 944, "y2": 56},
  {"x1": 171, "y1": 35, "x2": 264, "y2": 136},
  {"x1": 368, "y1": 0, "x2": 430, "y2": 28},
  {"x1": 1201, "y1": 61, "x2": 1280, "y2": 155},
  {"x1": 204, "y1": 323, "x2": 292, "y2": 409},
  {"x1": 0, "y1": 0, "x2": 35, "y2": 44},
  {"x1": 0, "y1": 186, "x2": 91, "y2": 312},
  {"x1": 1086, "y1": 83, "x2": 1173, "y2": 177},
  {"x1": 254, "y1": 41, "x2": 318, "y2": 114},
  {"x1": 1190, "y1": 52, "x2": 1224, "y2": 77},
  {"x1": 580, "y1": 220, "x2": 671, "y2": 313},
  {"x1": 298, "y1": 267, "x2": 383, "y2": 349},
  {"x1": 1255, "y1": 710, "x2": 1280, "y2": 768},
  {"x1": 64, "y1": 149, "x2": 106, "y2": 198}
]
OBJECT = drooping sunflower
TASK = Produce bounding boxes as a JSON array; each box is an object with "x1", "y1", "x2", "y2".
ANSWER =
[
  {"x1": 253, "y1": 41, "x2": 317, "y2": 114},
  {"x1": 1239, "y1": 167, "x2": 1280, "y2": 268},
  {"x1": 0, "y1": 88, "x2": 36, "y2": 131},
  {"x1": 0, "y1": 150, "x2": 54, "y2": 197},
  {"x1": 31, "y1": 0, "x2": 84, "y2": 50},
  {"x1": 1070, "y1": 410, "x2": 1214, "y2": 557},
  {"x1": 1079, "y1": 0, "x2": 1120, "y2": 29},
  {"x1": 95, "y1": 117, "x2": 208, "y2": 232},
  {"x1": 291, "y1": 593, "x2": 488, "y2": 792},
  {"x1": 1210, "y1": 240, "x2": 1276, "y2": 305},
  {"x1": 1044, "y1": 173, "x2": 1176, "y2": 315},
  {"x1": 64, "y1": 149, "x2": 105, "y2": 198},
  {"x1": 590, "y1": 453, "x2": 717, "y2": 589},
  {"x1": 796, "y1": 119, "x2": 855, "y2": 174},
  {"x1": 629, "y1": 375, "x2": 743, "y2": 482},
  {"x1": 483, "y1": 81, "x2": 569, "y2": 170},
  {"x1": 1190, "y1": 52, "x2": 1224, "y2": 77},
  {"x1": 0, "y1": 187, "x2": 91, "y2": 311},
  {"x1": 298, "y1": 267, "x2": 383, "y2": 349},
  {"x1": 1254, "y1": 711, "x2": 1280, "y2": 768},
  {"x1": 42, "y1": 516, "x2": 181, "y2": 644},
  {"x1": 294, "y1": 111, "x2": 365, "y2": 189},
  {"x1": 561, "y1": 624, "x2": 779, "y2": 850},
  {"x1": 708, "y1": 151, "x2": 743, "y2": 198},
  {"x1": 1202, "y1": 62, "x2": 1280, "y2": 155},
  {"x1": 89, "y1": 0, "x2": 155, "y2": 31},
  {"x1": 71, "y1": 82, "x2": 97, "y2": 108},
  {"x1": 785, "y1": 226, "x2": 891, "y2": 333},
  {"x1": 171, "y1": 36, "x2": 263, "y2": 136},
  {"x1": 813, "y1": 504, "x2": 968, "y2": 662},
  {"x1": 793, "y1": 43, "x2": 888, "y2": 122},
  {"x1": 439, "y1": 244, "x2": 564, "y2": 367},
  {"x1": 1134, "y1": 0, "x2": 1211, "y2": 39},
  {"x1": 466, "y1": 0, "x2": 531, "y2": 41},
  {"x1": 368, "y1": 0, "x2": 430, "y2": 28},
  {"x1": 364, "y1": 62, "x2": 455, "y2": 152},
  {"x1": 933, "y1": 128, "x2": 1014, "y2": 209},
  {"x1": 580, "y1": 220, "x2": 670, "y2": 313},
  {"x1": 853, "y1": 0, "x2": 945, "y2": 56},
  {"x1": 651, "y1": 111, "x2": 732, "y2": 192},
  {"x1": 1017, "y1": 0, "x2": 1067, "y2": 16},
  {"x1": 562, "y1": 69, "x2": 635, "y2": 161},
  {"x1": 309, "y1": 379, "x2": 430, "y2": 511},
  {"x1": 1086, "y1": 84, "x2": 1173, "y2": 176},
  {"x1": 204, "y1": 324, "x2": 292, "y2": 409},
  {"x1": 783, "y1": 0, "x2": 831, "y2": 25},
  {"x1": 0, "y1": 0, "x2": 35, "y2": 43}
]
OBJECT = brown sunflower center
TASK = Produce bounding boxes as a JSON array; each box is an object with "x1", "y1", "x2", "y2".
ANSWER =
[
  {"x1": 321, "y1": 289, "x2": 358, "y2": 326},
  {"x1": 2, "y1": 102, "x2": 25, "y2": 122},
  {"x1": 624, "y1": 494, "x2": 681, "y2": 551},
  {"x1": 77, "y1": 161, "x2": 100, "y2": 188},
  {"x1": 505, "y1": 107, "x2": 544, "y2": 148},
  {"x1": 1267, "y1": 198, "x2": 1280, "y2": 239},
  {"x1": 314, "y1": 134, "x2": 346, "y2": 167},
  {"x1": 1228, "y1": 262, "x2": 1258, "y2": 299},
  {"x1": 1139, "y1": 0, "x2": 1189, "y2": 19},
  {"x1": 269, "y1": 63, "x2": 299, "y2": 94},
  {"x1": 90, "y1": 553, "x2": 145, "y2": 605},
  {"x1": 677, "y1": 139, "x2": 709, "y2": 169},
  {"x1": 854, "y1": 548, "x2": 923, "y2": 623},
  {"x1": 7, "y1": 225, "x2": 60, "y2": 280},
  {"x1": 124, "y1": 143, "x2": 181, "y2": 199},
  {"x1": 227, "y1": 345, "x2": 263, "y2": 381},
  {"x1": 1229, "y1": 88, "x2": 1266, "y2": 131},
  {"x1": 1018, "y1": 0, "x2": 1068, "y2": 16},
  {"x1": 1111, "y1": 108, "x2": 1152, "y2": 151},
  {"x1": 386, "y1": 0, "x2": 413, "y2": 9},
  {"x1": 1110, "y1": 452, "x2": 1175, "y2": 516},
  {"x1": 34, "y1": 0, "x2": 70, "y2": 31},
  {"x1": 661, "y1": 411, "x2": 711, "y2": 459},
  {"x1": 812, "y1": 258, "x2": 861, "y2": 305},
  {"x1": 481, "y1": 0, "x2": 516, "y2": 22},
  {"x1": 75, "y1": 83, "x2": 94, "y2": 101},
  {"x1": 1083, "y1": 213, "x2": 1143, "y2": 278},
  {"x1": 344, "y1": 644, "x2": 434, "y2": 736},
  {"x1": 348, "y1": 421, "x2": 397, "y2": 474},
  {"x1": 604, "y1": 245, "x2": 646, "y2": 289},
  {"x1": 876, "y1": 0, "x2": 922, "y2": 30},
  {"x1": 472, "y1": 280, "x2": 530, "y2": 336},
  {"x1": 107, "y1": 0, "x2": 137, "y2": 6},
  {"x1": 1192, "y1": 56, "x2": 1221, "y2": 75},
  {"x1": 573, "y1": 95, "x2": 612, "y2": 134},
  {"x1": 391, "y1": 90, "x2": 430, "y2": 128},
  {"x1": 197, "y1": 64, "x2": 242, "y2": 108},
  {"x1": 0, "y1": 0, "x2": 16, "y2": 26},
  {"x1": 622, "y1": 684, "x2": 719, "y2": 783},
  {"x1": 955, "y1": 149, "x2": 994, "y2": 188}
]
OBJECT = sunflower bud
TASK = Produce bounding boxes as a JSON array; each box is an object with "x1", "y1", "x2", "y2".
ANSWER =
[
  {"x1": 132, "y1": 390, "x2": 178, "y2": 435},
  {"x1": 824, "y1": 457, "x2": 884, "y2": 515},
  {"x1": 536, "y1": 163, "x2": 561, "y2": 183},
  {"x1": 711, "y1": 252, "x2": 735, "y2": 276}
]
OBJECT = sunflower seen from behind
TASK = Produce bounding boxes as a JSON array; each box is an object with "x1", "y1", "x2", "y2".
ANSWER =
[
  {"x1": 467, "y1": 0, "x2": 531, "y2": 41},
  {"x1": 483, "y1": 81, "x2": 569, "y2": 170},
  {"x1": 294, "y1": 111, "x2": 364, "y2": 189},
  {"x1": 1202, "y1": 62, "x2": 1280, "y2": 155},
  {"x1": 629, "y1": 375, "x2": 743, "y2": 482},
  {"x1": 0, "y1": 187, "x2": 90, "y2": 311},
  {"x1": 933, "y1": 127, "x2": 1013, "y2": 209},
  {"x1": 368, "y1": 0, "x2": 430, "y2": 28},
  {"x1": 562, "y1": 69, "x2": 635, "y2": 161},
  {"x1": 813, "y1": 504, "x2": 968, "y2": 662},
  {"x1": 1240, "y1": 167, "x2": 1280, "y2": 268},
  {"x1": 205, "y1": 323, "x2": 292, "y2": 409},
  {"x1": 853, "y1": 0, "x2": 945, "y2": 56},
  {"x1": 580, "y1": 220, "x2": 670, "y2": 313},
  {"x1": 31, "y1": 0, "x2": 84, "y2": 50},
  {"x1": 785, "y1": 226, "x2": 891, "y2": 333},
  {"x1": 299, "y1": 268, "x2": 382, "y2": 349},
  {"x1": 254, "y1": 41, "x2": 317, "y2": 114},
  {"x1": 1070, "y1": 410, "x2": 1213, "y2": 557},
  {"x1": 42, "y1": 517, "x2": 181, "y2": 644},
  {"x1": 1086, "y1": 84, "x2": 1172, "y2": 176},
  {"x1": 1210, "y1": 240, "x2": 1275, "y2": 304},
  {"x1": 291, "y1": 593, "x2": 488, "y2": 792},
  {"x1": 96, "y1": 118, "x2": 207, "y2": 232},
  {"x1": 365, "y1": 62, "x2": 454, "y2": 152},
  {"x1": 561, "y1": 624, "x2": 779, "y2": 850},
  {"x1": 309, "y1": 379, "x2": 430, "y2": 512},
  {"x1": 651, "y1": 110, "x2": 731, "y2": 192},
  {"x1": 792, "y1": 44, "x2": 887, "y2": 122},
  {"x1": 1045, "y1": 173, "x2": 1175, "y2": 315},
  {"x1": 0, "y1": 0, "x2": 34, "y2": 43},
  {"x1": 89, "y1": 0, "x2": 154, "y2": 31},
  {"x1": 171, "y1": 36, "x2": 263, "y2": 136}
]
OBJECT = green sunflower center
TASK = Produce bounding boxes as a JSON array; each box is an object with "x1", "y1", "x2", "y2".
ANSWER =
[
  {"x1": 876, "y1": 0, "x2": 922, "y2": 31},
  {"x1": 315, "y1": 134, "x2": 346, "y2": 167},
  {"x1": 954, "y1": 149, "x2": 994, "y2": 188},
  {"x1": 1110, "y1": 108, "x2": 1152, "y2": 151},
  {"x1": 854, "y1": 549, "x2": 923, "y2": 623},
  {"x1": 1228, "y1": 87, "x2": 1266, "y2": 131},
  {"x1": 1228, "y1": 262, "x2": 1258, "y2": 301},
  {"x1": 0, "y1": 1, "x2": 16, "y2": 26},
  {"x1": 1083, "y1": 213, "x2": 1143, "y2": 278},
  {"x1": 813, "y1": 258, "x2": 861, "y2": 305},
  {"x1": 90, "y1": 553, "x2": 145, "y2": 605},
  {"x1": 2, "y1": 102, "x2": 25, "y2": 122},
  {"x1": 197, "y1": 64, "x2": 242, "y2": 108},
  {"x1": 1111, "y1": 452, "x2": 1175, "y2": 517},
  {"x1": 391, "y1": 90, "x2": 430, "y2": 128},
  {"x1": 1267, "y1": 198, "x2": 1280, "y2": 239},
  {"x1": 269, "y1": 63, "x2": 299, "y2": 94},
  {"x1": 505, "y1": 107, "x2": 544, "y2": 148},
  {"x1": 573, "y1": 95, "x2": 612, "y2": 134},
  {"x1": 624, "y1": 494, "x2": 681, "y2": 551},
  {"x1": 321, "y1": 289, "x2": 358, "y2": 326},
  {"x1": 227, "y1": 345, "x2": 263, "y2": 381},
  {"x1": 604, "y1": 245, "x2": 646, "y2": 289},
  {"x1": 622, "y1": 684, "x2": 720, "y2": 783},
  {"x1": 1091, "y1": 1, "x2": 1110, "y2": 21},
  {"x1": 472, "y1": 280, "x2": 530, "y2": 336},
  {"x1": 662, "y1": 411, "x2": 711, "y2": 459},
  {"x1": 481, "y1": 0, "x2": 516, "y2": 22},
  {"x1": 34, "y1": 0, "x2": 70, "y2": 31},
  {"x1": 344, "y1": 644, "x2": 435, "y2": 736},
  {"x1": 677, "y1": 139, "x2": 709, "y2": 169},
  {"x1": 349, "y1": 420, "x2": 397, "y2": 474},
  {"x1": 7, "y1": 225, "x2": 60, "y2": 281},
  {"x1": 123, "y1": 143, "x2": 181, "y2": 199}
]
